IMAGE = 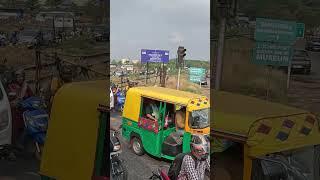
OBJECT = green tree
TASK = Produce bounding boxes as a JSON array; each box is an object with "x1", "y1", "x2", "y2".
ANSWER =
[
  {"x1": 45, "y1": 0, "x2": 62, "y2": 8},
  {"x1": 26, "y1": 0, "x2": 40, "y2": 13}
]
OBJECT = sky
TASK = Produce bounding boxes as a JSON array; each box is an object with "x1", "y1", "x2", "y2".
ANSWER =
[{"x1": 110, "y1": 0, "x2": 210, "y2": 61}]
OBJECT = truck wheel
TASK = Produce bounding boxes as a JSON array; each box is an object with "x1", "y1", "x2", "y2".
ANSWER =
[{"x1": 131, "y1": 137, "x2": 144, "y2": 156}]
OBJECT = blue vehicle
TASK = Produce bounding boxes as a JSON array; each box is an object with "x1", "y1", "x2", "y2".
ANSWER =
[
  {"x1": 19, "y1": 96, "x2": 49, "y2": 160},
  {"x1": 116, "y1": 90, "x2": 125, "y2": 112}
]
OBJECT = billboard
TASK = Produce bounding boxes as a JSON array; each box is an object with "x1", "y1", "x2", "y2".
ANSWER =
[{"x1": 141, "y1": 49, "x2": 169, "y2": 63}]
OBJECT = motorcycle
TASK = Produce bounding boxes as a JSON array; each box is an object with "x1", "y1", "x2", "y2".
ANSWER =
[
  {"x1": 110, "y1": 127, "x2": 127, "y2": 180},
  {"x1": 18, "y1": 96, "x2": 49, "y2": 160},
  {"x1": 149, "y1": 166, "x2": 170, "y2": 180}
]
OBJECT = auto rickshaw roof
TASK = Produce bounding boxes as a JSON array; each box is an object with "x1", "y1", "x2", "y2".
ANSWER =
[
  {"x1": 129, "y1": 86, "x2": 207, "y2": 105},
  {"x1": 212, "y1": 91, "x2": 320, "y2": 157},
  {"x1": 213, "y1": 90, "x2": 307, "y2": 136},
  {"x1": 40, "y1": 80, "x2": 107, "y2": 180}
]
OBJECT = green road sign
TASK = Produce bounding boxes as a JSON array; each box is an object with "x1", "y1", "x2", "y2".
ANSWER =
[
  {"x1": 252, "y1": 41, "x2": 293, "y2": 66},
  {"x1": 296, "y1": 23, "x2": 305, "y2": 38},
  {"x1": 255, "y1": 18, "x2": 297, "y2": 44},
  {"x1": 189, "y1": 67, "x2": 205, "y2": 83},
  {"x1": 189, "y1": 67, "x2": 205, "y2": 75}
]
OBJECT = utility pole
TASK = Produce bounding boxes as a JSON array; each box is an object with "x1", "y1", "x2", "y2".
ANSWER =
[
  {"x1": 176, "y1": 46, "x2": 186, "y2": 90},
  {"x1": 215, "y1": 0, "x2": 231, "y2": 90}
]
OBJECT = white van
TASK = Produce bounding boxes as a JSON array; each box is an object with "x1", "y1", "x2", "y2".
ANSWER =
[{"x1": 0, "y1": 80, "x2": 12, "y2": 146}]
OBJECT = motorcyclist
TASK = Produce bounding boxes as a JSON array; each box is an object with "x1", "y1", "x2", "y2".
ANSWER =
[
  {"x1": 8, "y1": 69, "x2": 33, "y2": 102},
  {"x1": 177, "y1": 135, "x2": 210, "y2": 180},
  {"x1": 8, "y1": 69, "x2": 33, "y2": 145}
]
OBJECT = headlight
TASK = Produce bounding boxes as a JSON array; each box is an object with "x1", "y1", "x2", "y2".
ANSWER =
[
  {"x1": 113, "y1": 144, "x2": 121, "y2": 151},
  {"x1": 0, "y1": 110, "x2": 9, "y2": 131}
]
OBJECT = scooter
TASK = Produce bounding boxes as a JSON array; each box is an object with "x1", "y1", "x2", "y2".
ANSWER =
[
  {"x1": 110, "y1": 127, "x2": 127, "y2": 180},
  {"x1": 18, "y1": 96, "x2": 49, "y2": 160},
  {"x1": 149, "y1": 166, "x2": 170, "y2": 180}
]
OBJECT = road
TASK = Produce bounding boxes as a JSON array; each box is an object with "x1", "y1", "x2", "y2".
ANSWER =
[
  {"x1": 288, "y1": 51, "x2": 320, "y2": 115},
  {"x1": 111, "y1": 112, "x2": 171, "y2": 180},
  {"x1": 0, "y1": 156, "x2": 40, "y2": 180}
]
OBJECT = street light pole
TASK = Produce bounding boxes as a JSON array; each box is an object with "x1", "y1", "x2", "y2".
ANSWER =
[{"x1": 214, "y1": 16, "x2": 226, "y2": 90}]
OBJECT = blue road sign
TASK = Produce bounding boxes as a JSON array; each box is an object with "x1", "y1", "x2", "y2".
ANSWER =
[{"x1": 141, "y1": 49, "x2": 169, "y2": 63}]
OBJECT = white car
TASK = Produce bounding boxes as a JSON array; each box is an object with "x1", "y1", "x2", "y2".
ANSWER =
[
  {"x1": 110, "y1": 88, "x2": 114, "y2": 110},
  {"x1": 0, "y1": 80, "x2": 12, "y2": 146}
]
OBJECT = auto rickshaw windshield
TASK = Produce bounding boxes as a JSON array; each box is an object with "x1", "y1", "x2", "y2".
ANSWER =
[{"x1": 189, "y1": 108, "x2": 209, "y2": 129}]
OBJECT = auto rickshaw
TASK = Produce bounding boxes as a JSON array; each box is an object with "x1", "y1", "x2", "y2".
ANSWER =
[
  {"x1": 122, "y1": 86, "x2": 210, "y2": 161},
  {"x1": 39, "y1": 80, "x2": 109, "y2": 180},
  {"x1": 212, "y1": 90, "x2": 320, "y2": 180}
]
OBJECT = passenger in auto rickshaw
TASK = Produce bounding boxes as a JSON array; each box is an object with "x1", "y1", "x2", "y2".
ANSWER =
[{"x1": 143, "y1": 98, "x2": 160, "y2": 121}]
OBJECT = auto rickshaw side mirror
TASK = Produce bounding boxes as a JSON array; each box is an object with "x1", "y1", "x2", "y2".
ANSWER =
[{"x1": 260, "y1": 159, "x2": 288, "y2": 178}]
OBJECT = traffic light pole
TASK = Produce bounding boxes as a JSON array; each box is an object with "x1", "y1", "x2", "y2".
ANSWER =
[
  {"x1": 214, "y1": 16, "x2": 226, "y2": 90},
  {"x1": 177, "y1": 66, "x2": 181, "y2": 90}
]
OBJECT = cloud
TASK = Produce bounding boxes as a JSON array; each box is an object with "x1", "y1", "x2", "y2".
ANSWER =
[
  {"x1": 169, "y1": 32, "x2": 184, "y2": 44},
  {"x1": 110, "y1": 0, "x2": 210, "y2": 61}
]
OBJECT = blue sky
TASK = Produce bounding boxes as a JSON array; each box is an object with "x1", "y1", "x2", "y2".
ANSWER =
[{"x1": 110, "y1": 0, "x2": 210, "y2": 61}]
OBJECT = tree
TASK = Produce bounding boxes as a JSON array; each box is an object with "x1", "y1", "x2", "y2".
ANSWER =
[
  {"x1": 45, "y1": 0, "x2": 62, "y2": 8},
  {"x1": 26, "y1": 0, "x2": 40, "y2": 13}
]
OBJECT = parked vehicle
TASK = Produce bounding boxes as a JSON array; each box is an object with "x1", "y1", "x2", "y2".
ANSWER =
[
  {"x1": 306, "y1": 37, "x2": 320, "y2": 51},
  {"x1": 0, "y1": 78, "x2": 12, "y2": 150},
  {"x1": 110, "y1": 127, "x2": 127, "y2": 180},
  {"x1": 18, "y1": 29, "x2": 39, "y2": 47},
  {"x1": 18, "y1": 96, "x2": 49, "y2": 160},
  {"x1": 279, "y1": 49, "x2": 311, "y2": 75}
]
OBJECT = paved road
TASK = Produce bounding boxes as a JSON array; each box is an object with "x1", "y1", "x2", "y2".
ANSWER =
[
  {"x1": 0, "y1": 156, "x2": 40, "y2": 180},
  {"x1": 111, "y1": 112, "x2": 171, "y2": 180},
  {"x1": 288, "y1": 51, "x2": 320, "y2": 114},
  {"x1": 111, "y1": 112, "x2": 210, "y2": 180}
]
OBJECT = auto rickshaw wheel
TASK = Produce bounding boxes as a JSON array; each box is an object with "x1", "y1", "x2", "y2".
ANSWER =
[{"x1": 131, "y1": 137, "x2": 144, "y2": 156}]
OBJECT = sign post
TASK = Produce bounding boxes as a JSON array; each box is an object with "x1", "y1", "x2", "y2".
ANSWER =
[
  {"x1": 253, "y1": 18, "x2": 297, "y2": 97},
  {"x1": 141, "y1": 49, "x2": 169, "y2": 86},
  {"x1": 188, "y1": 67, "x2": 206, "y2": 87}
]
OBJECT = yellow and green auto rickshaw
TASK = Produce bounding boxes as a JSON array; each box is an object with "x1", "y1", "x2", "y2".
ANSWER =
[
  {"x1": 122, "y1": 86, "x2": 210, "y2": 161},
  {"x1": 39, "y1": 80, "x2": 109, "y2": 180},
  {"x1": 212, "y1": 91, "x2": 320, "y2": 180}
]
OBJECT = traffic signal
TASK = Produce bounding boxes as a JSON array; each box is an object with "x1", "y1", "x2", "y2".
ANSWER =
[{"x1": 177, "y1": 46, "x2": 186, "y2": 65}]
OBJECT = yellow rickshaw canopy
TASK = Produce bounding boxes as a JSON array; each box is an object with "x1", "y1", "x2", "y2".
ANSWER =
[
  {"x1": 40, "y1": 80, "x2": 107, "y2": 180},
  {"x1": 123, "y1": 87, "x2": 209, "y2": 122},
  {"x1": 212, "y1": 90, "x2": 320, "y2": 157}
]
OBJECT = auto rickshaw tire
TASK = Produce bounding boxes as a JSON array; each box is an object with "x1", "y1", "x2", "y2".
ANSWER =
[{"x1": 130, "y1": 137, "x2": 145, "y2": 156}]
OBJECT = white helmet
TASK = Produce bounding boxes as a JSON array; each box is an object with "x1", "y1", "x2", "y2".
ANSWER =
[{"x1": 190, "y1": 134, "x2": 210, "y2": 160}]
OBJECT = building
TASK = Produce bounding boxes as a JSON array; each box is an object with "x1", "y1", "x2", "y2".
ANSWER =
[
  {"x1": 36, "y1": 11, "x2": 75, "y2": 31},
  {"x1": 131, "y1": 59, "x2": 139, "y2": 64},
  {"x1": 121, "y1": 58, "x2": 130, "y2": 64}
]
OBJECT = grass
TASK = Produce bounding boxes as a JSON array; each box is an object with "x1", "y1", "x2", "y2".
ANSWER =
[
  {"x1": 220, "y1": 38, "x2": 288, "y2": 104},
  {"x1": 58, "y1": 35, "x2": 107, "y2": 56}
]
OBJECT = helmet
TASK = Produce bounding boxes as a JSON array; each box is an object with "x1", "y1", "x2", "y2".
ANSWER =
[{"x1": 190, "y1": 134, "x2": 210, "y2": 161}]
